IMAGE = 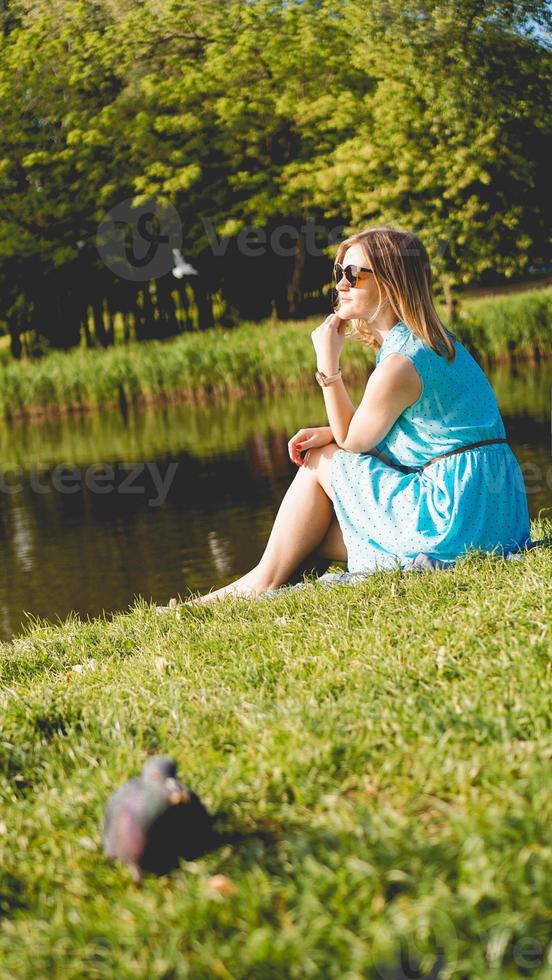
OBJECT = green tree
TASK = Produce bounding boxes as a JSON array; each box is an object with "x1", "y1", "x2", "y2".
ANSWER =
[
  {"x1": 312, "y1": 0, "x2": 552, "y2": 318},
  {"x1": 0, "y1": 0, "x2": 550, "y2": 353}
]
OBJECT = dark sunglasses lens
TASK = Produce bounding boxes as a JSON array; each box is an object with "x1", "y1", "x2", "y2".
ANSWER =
[
  {"x1": 334, "y1": 263, "x2": 358, "y2": 285},
  {"x1": 346, "y1": 265, "x2": 358, "y2": 285}
]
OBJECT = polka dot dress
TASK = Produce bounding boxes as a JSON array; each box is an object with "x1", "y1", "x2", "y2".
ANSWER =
[{"x1": 331, "y1": 321, "x2": 531, "y2": 573}]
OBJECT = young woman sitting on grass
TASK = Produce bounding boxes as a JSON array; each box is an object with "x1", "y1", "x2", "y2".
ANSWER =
[{"x1": 192, "y1": 226, "x2": 531, "y2": 604}]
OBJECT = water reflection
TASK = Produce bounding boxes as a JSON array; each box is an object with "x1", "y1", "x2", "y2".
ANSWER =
[{"x1": 0, "y1": 362, "x2": 550, "y2": 640}]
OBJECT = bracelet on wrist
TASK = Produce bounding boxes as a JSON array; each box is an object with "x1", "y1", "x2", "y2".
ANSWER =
[{"x1": 315, "y1": 369, "x2": 342, "y2": 387}]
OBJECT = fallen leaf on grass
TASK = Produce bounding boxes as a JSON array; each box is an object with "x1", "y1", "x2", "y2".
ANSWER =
[
  {"x1": 205, "y1": 874, "x2": 237, "y2": 898},
  {"x1": 71, "y1": 659, "x2": 97, "y2": 675}
]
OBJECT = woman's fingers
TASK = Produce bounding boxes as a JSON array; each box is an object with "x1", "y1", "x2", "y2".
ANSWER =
[
  {"x1": 288, "y1": 433, "x2": 304, "y2": 464},
  {"x1": 288, "y1": 428, "x2": 329, "y2": 466},
  {"x1": 292, "y1": 438, "x2": 316, "y2": 466},
  {"x1": 288, "y1": 430, "x2": 313, "y2": 466},
  {"x1": 288, "y1": 430, "x2": 308, "y2": 449}
]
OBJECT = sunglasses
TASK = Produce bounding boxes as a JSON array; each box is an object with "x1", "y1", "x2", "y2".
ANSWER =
[{"x1": 333, "y1": 263, "x2": 375, "y2": 287}]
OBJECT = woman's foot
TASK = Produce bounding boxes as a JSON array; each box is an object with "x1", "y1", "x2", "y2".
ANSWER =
[
  {"x1": 155, "y1": 568, "x2": 272, "y2": 610},
  {"x1": 155, "y1": 596, "x2": 182, "y2": 615},
  {"x1": 186, "y1": 589, "x2": 257, "y2": 606},
  {"x1": 186, "y1": 569, "x2": 270, "y2": 605}
]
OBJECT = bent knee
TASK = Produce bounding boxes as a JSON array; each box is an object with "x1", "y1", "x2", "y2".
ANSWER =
[{"x1": 304, "y1": 441, "x2": 340, "y2": 469}]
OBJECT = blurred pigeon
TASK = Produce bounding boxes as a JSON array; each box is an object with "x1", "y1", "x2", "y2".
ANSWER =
[
  {"x1": 172, "y1": 248, "x2": 199, "y2": 279},
  {"x1": 102, "y1": 756, "x2": 213, "y2": 883}
]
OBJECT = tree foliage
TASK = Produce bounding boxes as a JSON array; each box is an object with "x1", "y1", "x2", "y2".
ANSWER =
[{"x1": 0, "y1": 0, "x2": 550, "y2": 353}]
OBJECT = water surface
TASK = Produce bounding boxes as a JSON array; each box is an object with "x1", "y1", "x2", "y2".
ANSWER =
[{"x1": 0, "y1": 361, "x2": 550, "y2": 640}]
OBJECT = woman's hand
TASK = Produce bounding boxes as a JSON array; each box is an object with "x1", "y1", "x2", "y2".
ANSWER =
[
  {"x1": 288, "y1": 426, "x2": 334, "y2": 467},
  {"x1": 311, "y1": 313, "x2": 348, "y2": 374}
]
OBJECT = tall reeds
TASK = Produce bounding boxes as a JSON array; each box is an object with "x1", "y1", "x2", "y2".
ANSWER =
[{"x1": 0, "y1": 288, "x2": 549, "y2": 421}]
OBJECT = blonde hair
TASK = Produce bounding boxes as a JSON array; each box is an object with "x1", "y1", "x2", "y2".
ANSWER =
[{"x1": 334, "y1": 226, "x2": 456, "y2": 362}]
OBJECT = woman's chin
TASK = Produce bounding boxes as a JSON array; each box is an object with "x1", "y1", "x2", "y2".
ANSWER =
[{"x1": 338, "y1": 301, "x2": 354, "y2": 315}]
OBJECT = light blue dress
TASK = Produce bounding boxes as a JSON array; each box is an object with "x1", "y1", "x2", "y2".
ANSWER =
[{"x1": 331, "y1": 320, "x2": 531, "y2": 573}]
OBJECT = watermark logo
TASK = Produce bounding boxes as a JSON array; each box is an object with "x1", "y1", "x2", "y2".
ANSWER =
[
  {"x1": 95, "y1": 207, "x2": 449, "y2": 273},
  {"x1": 200, "y1": 217, "x2": 347, "y2": 259},
  {"x1": 0, "y1": 462, "x2": 178, "y2": 508},
  {"x1": 374, "y1": 921, "x2": 546, "y2": 979},
  {"x1": 97, "y1": 196, "x2": 182, "y2": 281},
  {"x1": 374, "y1": 908, "x2": 457, "y2": 979}
]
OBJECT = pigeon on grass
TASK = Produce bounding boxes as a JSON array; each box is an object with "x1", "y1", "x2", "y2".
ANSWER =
[{"x1": 102, "y1": 756, "x2": 213, "y2": 884}]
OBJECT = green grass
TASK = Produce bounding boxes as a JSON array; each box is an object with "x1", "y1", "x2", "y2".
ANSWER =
[
  {"x1": 1, "y1": 517, "x2": 551, "y2": 978},
  {"x1": 0, "y1": 288, "x2": 550, "y2": 422},
  {"x1": 457, "y1": 288, "x2": 552, "y2": 360}
]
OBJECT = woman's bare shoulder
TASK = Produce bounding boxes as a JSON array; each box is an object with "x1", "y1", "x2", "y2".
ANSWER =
[{"x1": 373, "y1": 352, "x2": 423, "y2": 404}]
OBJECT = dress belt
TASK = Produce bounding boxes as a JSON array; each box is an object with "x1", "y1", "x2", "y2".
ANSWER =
[{"x1": 375, "y1": 438, "x2": 509, "y2": 474}]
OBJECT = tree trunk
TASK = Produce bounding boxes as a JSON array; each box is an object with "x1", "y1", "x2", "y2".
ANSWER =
[
  {"x1": 82, "y1": 308, "x2": 94, "y2": 349},
  {"x1": 135, "y1": 284, "x2": 156, "y2": 340},
  {"x1": 174, "y1": 281, "x2": 192, "y2": 331},
  {"x1": 8, "y1": 322, "x2": 22, "y2": 359},
  {"x1": 442, "y1": 278, "x2": 459, "y2": 326},
  {"x1": 92, "y1": 297, "x2": 110, "y2": 348},
  {"x1": 128, "y1": 288, "x2": 144, "y2": 341},
  {"x1": 105, "y1": 296, "x2": 115, "y2": 346},
  {"x1": 271, "y1": 284, "x2": 289, "y2": 320},
  {"x1": 192, "y1": 280, "x2": 214, "y2": 330},
  {"x1": 155, "y1": 275, "x2": 179, "y2": 337},
  {"x1": 287, "y1": 227, "x2": 305, "y2": 317}
]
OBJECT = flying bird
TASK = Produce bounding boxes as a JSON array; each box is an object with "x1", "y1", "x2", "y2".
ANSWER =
[
  {"x1": 172, "y1": 248, "x2": 199, "y2": 279},
  {"x1": 102, "y1": 755, "x2": 213, "y2": 883}
]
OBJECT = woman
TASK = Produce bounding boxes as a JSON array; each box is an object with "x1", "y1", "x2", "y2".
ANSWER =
[{"x1": 194, "y1": 226, "x2": 531, "y2": 603}]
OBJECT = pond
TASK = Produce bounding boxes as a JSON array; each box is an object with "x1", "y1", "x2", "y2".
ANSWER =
[{"x1": 0, "y1": 359, "x2": 550, "y2": 640}]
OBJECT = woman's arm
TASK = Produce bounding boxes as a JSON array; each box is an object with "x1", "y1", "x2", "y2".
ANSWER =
[
  {"x1": 311, "y1": 313, "x2": 421, "y2": 453},
  {"x1": 317, "y1": 377, "x2": 356, "y2": 447},
  {"x1": 322, "y1": 354, "x2": 422, "y2": 453},
  {"x1": 311, "y1": 313, "x2": 355, "y2": 445}
]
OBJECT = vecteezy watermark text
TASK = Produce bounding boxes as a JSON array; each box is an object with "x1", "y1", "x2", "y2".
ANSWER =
[
  {"x1": 0, "y1": 462, "x2": 178, "y2": 508},
  {"x1": 200, "y1": 217, "x2": 347, "y2": 258},
  {"x1": 95, "y1": 194, "x2": 457, "y2": 281}
]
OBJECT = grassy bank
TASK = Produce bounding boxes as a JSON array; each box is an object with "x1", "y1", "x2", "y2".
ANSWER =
[
  {"x1": 0, "y1": 358, "x2": 550, "y2": 474},
  {"x1": 0, "y1": 288, "x2": 550, "y2": 422},
  {"x1": 0, "y1": 517, "x2": 551, "y2": 977}
]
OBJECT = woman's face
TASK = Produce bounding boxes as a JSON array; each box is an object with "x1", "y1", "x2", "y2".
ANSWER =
[{"x1": 335, "y1": 244, "x2": 386, "y2": 319}]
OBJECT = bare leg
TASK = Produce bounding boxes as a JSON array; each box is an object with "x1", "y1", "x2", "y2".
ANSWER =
[
  {"x1": 317, "y1": 514, "x2": 348, "y2": 562},
  {"x1": 191, "y1": 443, "x2": 345, "y2": 602}
]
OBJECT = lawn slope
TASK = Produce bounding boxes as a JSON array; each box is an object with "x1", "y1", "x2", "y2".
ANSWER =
[{"x1": 0, "y1": 519, "x2": 551, "y2": 978}]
